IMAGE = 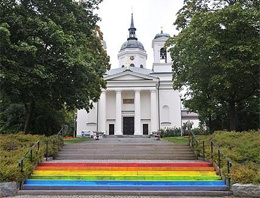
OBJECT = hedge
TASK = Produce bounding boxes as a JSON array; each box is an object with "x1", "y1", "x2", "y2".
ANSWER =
[
  {"x1": 0, "y1": 133, "x2": 63, "y2": 182},
  {"x1": 194, "y1": 131, "x2": 260, "y2": 184}
]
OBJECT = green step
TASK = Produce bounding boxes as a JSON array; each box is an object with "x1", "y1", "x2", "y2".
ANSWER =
[{"x1": 30, "y1": 175, "x2": 222, "y2": 181}]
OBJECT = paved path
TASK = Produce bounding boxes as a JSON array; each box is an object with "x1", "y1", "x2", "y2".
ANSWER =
[{"x1": 11, "y1": 195, "x2": 231, "y2": 198}]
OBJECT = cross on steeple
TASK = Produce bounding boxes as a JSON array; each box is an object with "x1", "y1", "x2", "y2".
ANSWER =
[{"x1": 128, "y1": 13, "x2": 137, "y2": 41}]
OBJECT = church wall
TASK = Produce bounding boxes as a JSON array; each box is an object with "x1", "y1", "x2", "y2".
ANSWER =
[
  {"x1": 76, "y1": 109, "x2": 91, "y2": 136},
  {"x1": 140, "y1": 91, "x2": 151, "y2": 119},
  {"x1": 118, "y1": 50, "x2": 147, "y2": 68},
  {"x1": 159, "y1": 90, "x2": 181, "y2": 130},
  {"x1": 141, "y1": 91, "x2": 152, "y2": 134},
  {"x1": 122, "y1": 91, "x2": 135, "y2": 112},
  {"x1": 106, "y1": 91, "x2": 116, "y2": 120}
]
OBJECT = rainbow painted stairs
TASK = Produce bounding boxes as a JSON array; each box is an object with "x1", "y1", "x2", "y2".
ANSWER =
[
  {"x1": 19, "y1": 139, "x2": 232, "y2": 196},
  {"x1": 20, "y1": 162, "x2": 232, "y2": 196}
]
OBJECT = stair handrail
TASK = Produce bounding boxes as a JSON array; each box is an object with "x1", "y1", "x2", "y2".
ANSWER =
[
  {"x1": 18, "y1": 140, "x2": 40, "y2": 173},
  {"x1": 45, "y1": 126, "x2": 64, "y2": 161},
  {"x1": 189, "y1": 130, "x2": 205, "y2": 160},
  {"x1": 210, "y1": 140, "x2": 232, "y2": 189},
  {"x1": 57, "y1": 125, "x2": 65, "y2": 136}
]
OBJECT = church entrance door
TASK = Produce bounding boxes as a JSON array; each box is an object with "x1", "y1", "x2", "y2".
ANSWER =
[{"x1": 123, "y1": 117, "x2": 134, "y2": 135}]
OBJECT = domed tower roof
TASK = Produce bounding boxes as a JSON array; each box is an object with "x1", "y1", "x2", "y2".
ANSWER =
[
  {"x1": 154, "y1": 29, "x2": 170, "y2": 39},
  {"x1": 120, "y1": 13, "x2": 145, "y2": 51},
  {"x1": 120, "y1": 40, "x2": 144, "y2": 50}
]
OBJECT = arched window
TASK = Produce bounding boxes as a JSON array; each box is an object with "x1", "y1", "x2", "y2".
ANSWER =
[
  {"x1": 140, "y1": 65, "x2": 143, "y2": 68},
  {"x1": 161, "y1": 105, "x2": 170, "y2": 123},
  {"x1": 122, "y1": 65, "x2": 125, "y2": 68},
  {"x1": 130, "y1": 63, "x2": 135, "y2": 67},
  {"x1": 160, "y1": 48, "x2": 167, "y2": 63}
]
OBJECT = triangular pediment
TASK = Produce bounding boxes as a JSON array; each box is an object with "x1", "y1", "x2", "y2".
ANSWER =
[{"x1": 104, "y1": 70, "x2": 158, "y2": 82}]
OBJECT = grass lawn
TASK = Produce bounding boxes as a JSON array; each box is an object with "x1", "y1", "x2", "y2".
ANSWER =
[
  {"x1": 63, "y1": 137, "x2": 92, "y2": 144},
  {"x1": 162, "y1": 136, "x2": 189, "y2": 144}
]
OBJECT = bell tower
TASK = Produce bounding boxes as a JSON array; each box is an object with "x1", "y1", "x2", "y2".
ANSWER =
[{"x1": 152, "y1": 29, "x2": 172, "y2": 72}]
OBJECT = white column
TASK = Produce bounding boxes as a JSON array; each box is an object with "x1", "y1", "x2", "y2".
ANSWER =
[
  {"x1": 150, "y1": 89, "x2": 158, "y2": 133},
  {"x1": 115, "y1": 90, "x2": 122, "y2": 135},
  {"x1": 98, "y1": 91, "x2": 106, "y2": 133},
  {"x1": 134, "y1": 89, "x2": 141, "y2": 135}
]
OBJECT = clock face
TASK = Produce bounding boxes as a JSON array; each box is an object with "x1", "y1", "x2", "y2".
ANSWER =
[{"x1": 130, "y1": 56, "x2": 135, "y2": 60}]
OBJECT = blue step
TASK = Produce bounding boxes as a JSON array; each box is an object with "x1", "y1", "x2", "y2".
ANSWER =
[{"x1": 24, "y1": 180, "x2": 226, "y2": 186}]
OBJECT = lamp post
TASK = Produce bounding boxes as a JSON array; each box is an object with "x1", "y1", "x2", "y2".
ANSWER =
[{"x1": 179, "y1": 93, "x2": 183, "y2": 136}]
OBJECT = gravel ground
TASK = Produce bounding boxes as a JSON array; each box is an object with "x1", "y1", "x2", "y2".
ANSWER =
[{"x1": 9, "y1": 195, "x2": 232, "y2": 198}]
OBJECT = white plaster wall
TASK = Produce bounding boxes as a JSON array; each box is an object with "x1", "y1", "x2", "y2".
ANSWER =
[
  {"x1": 159, "y1": 90, "x2": 181, "y2": 129},
  {"x1": 141, "y1": 91, "x2": 151, "y2": 119},
  {"x1": 153, "y1": 64, "x2": 172, "y2": 73},
  {"x1": 76, "y1": 103, "x2": 98, "y2": 136},
  {"x1": 76, "y1": 109, "x2": 88, "y2": 136},
  {"x1": 122, "y1": 91, "x2": 135, "y2": 111},
  {"x1": 106, "y1": 91, "x2": 116, "y2": 120},
  {"x1": 118, "y1": 49, "x2": 147, "y2": 68},
  {"x1": 87, "y1": 105, "x2": 97, "y2": 123}
]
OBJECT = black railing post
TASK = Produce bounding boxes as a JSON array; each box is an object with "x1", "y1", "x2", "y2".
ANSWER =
[
  {"x1": 45, "y1": 141, "x2": 48, "y2": 161},
  {"x1": 218, "y1": 150, "x2": 221, "y2": 175},
  {"x1": 30, "y1": 149, "x2": 33, "y2": 162},
  {"x1": 227, "y1": 160, "x2": 231, "y2": 189},
  {"x1": 20, "y1": 160, "x2": 23, "y2": 173},
  {"x1": 211, "y1": 141, "x2": 213, "y2": 162},
  {"x1": 202, "y1": 141, "x2": 205, "y2": 160}
]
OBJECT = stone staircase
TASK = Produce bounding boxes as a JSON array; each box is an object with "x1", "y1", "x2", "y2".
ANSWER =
[
  {"x1": 19, "y1": 137, "x2": 232, "y2": 196},
  {"x1": 56, "y1": 142, "x2": 196, "y2": 160}
]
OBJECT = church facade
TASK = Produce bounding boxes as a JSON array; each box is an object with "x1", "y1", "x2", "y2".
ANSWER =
[{"x1": 76, "y1": 14, "x2": 196, "y2": 136}]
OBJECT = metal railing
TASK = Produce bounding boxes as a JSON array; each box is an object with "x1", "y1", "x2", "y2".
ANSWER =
[
  {"x1": 17, "y1": 127, "x2": 64, "y2": 189},
  {"x1": 189, "y1": 131, "x2": 205, "y2": 160},
  {"x1": 18, "y1": 140, "x2": 41, "y2": 173},
  {"x1": 45, "y1": 127, "x2": 64, "y2": 161},
  {"x1": 210, "y1": 140, "x2": 232, "y2": 189}
]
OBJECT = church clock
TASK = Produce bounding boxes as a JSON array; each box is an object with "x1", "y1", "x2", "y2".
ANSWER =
[{"x1": 130, "y1": 56, "x2": 135, "y2": 60}]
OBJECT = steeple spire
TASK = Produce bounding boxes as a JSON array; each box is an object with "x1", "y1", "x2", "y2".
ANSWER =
[{"x1": 128, "y1": 13, "x2": 137, "y2": 41}]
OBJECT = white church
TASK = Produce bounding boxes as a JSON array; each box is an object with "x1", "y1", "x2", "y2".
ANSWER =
[{"x1": 76, "y1": 14, "x2": 199, "y2": 136}]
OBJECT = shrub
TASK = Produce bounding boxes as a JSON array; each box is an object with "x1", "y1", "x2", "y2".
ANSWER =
[
  {"x1": 193, "y1": 130, "x2": 260, "y2": 184},
  {"x1": 160, "y1": 127, "x2": 181, "y2": 137},
  {"x1": 0, "y1": 133, "x2": 63, "y2": 182}
]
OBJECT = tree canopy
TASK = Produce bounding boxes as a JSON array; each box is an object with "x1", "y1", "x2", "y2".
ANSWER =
[
  {"x1": 167, "y1": 1, "x2": 260, "y2": 131},
  {"x1": 0, "y1": 0, "x2": 110, "y2": 133}
]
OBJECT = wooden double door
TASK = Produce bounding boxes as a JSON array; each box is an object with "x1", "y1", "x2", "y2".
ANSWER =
[{"x1": 123, "y1": 117, "x2": 134, "y2": 135}]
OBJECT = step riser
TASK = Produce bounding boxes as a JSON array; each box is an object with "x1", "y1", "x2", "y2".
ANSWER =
[
  {"x1": 30, "y1": 176, "x2": 221, "y2": 181},
  {"x1": 55, "y1": 157, "x2": 197, "y2": 160},
  {"x1": 39, "y1": 162, "x2": 212, "y2": 167},
  {"x1": 22, "y1": 186, "x2": 229, "y2": 191},
  {"x1": 59, "y1": 150, "x2": 194, "y2": 155},
  {"x1": 18, "y1": 189, "x2": 233, "y2": 196},
  {"x1": 25, "y1": 180, "x2": 226, "y2": 185},
  {"x1": 35, "y1": 167, "x2": 215, "y2": 171}
]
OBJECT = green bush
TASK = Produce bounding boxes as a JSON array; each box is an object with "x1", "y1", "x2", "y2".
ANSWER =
[
  {"x1": 194, "y1": 131, "x2": 260, "y2": 184},
  {"x1": 0, "y1": 133, "x2": 63, "y2": 182},
  {"x1": 160, "y1": 127, "x2": 181, "y2": 137}
]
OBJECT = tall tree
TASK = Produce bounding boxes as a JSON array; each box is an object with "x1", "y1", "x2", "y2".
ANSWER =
[
  {"x1": 167, "y1": 2, "x2": 260, "y2": 131},
  {"x1": 0, "y1": 0, "x2": 110, "y2": 133}
]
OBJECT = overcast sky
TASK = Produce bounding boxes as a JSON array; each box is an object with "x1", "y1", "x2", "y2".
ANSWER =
[{"x1": 96, "y1": 0, "x2": 184, "y2": 69}]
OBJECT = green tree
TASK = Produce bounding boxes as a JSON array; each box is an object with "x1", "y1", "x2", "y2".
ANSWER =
[
  {"x1": 167, "y1": 2, "x2": 260, "y2": 131},
  {"x1": 0, "y1": 0, "x2": 110, "y2": 134}
]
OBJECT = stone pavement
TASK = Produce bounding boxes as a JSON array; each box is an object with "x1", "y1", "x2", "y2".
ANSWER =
[{"x1": 10, "y1": 195, "x2": 232, "y2": 198}]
